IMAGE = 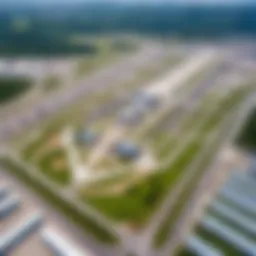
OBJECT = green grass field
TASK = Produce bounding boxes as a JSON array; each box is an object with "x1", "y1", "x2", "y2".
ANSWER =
[
  {"x1": 18, "y1": 50, "x2": 181, "y2": 183},
  {"x1": 37, "y1": 148, "x2": 71, "y2": 186},
  {"x1": 19, "y1": 84, "x2": 252, "y2": 230},
  {"x1": 153, "y1": 87, "x2": 252, "y2": 248},
  {"x1": 85, "y1": 139, "x2": 201, "y2": 225},
  {"x1": 22, "y1": 124, "x2": 60, "y2": 161},
  {"x1": 82, "y1": 87, "x2": 251, "y2": 227},
  {"x1": 14, "y1": 51, "x2": 254, "y2": 239},
  {"x1": 154, "y1": 123, "x2": 229, "y2": 248}
]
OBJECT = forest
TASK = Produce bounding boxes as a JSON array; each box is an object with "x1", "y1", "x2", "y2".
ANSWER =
[{"x1": 0, "y1": 3, "x2": 256, "y2": 56}]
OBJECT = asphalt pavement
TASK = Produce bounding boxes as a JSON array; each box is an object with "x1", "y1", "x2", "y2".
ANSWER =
[
  {"x1": 0, "y1": 165, "x2": 122, "y2": 256},
  {"x1": 0, "y1": 43, "x2": 168, "y2": 143}
]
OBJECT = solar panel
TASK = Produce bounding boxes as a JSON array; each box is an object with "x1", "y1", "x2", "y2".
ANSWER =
[
  {"x1": 219, "y1": 186, "x2": 256, "y2": 215},
  {"x1": 187, "y1": 235, "x2": 223, "y2": 256},
  {"x1": 0, "y1": 213, "x2": 43, "y2": 255},
  {"x1": 201, "y1": 216, "x2": 256, "y2": 256},
  {"x1": 248, "y1": 159, "x2": 256, "y2": 178},
  {"x1": 228, "y1": 171, "x2": 256, "y2": 194},
  {"x1": 211, "y1": 200, "x2": 256, "y2": 236},
  {"x1": 41, "y1": 228, "x2": 85, "y2": 256},
  {"x1": 0, "y1": 196, "x2": 20, "y2": 219},
  {"x1": 223, "y1": 177, "x2": 256, "y2": 200},
  {"x1": 0, "y1": 187, "x2": 9, "y2": 201}
]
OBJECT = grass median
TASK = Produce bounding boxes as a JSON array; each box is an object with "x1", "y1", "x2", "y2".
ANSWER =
[
  {"x1": 37, "y1": 148, "x2": 71, "y2": 186},
  {"x1": 153, "y1": 125, "x2": 227, "y2": 248},
  {"x1": 85, "y1": 138, "x2": 201, "y2": 226},
  {"x1": 0, "y1": 157, "x2": 119, "y2": 244},
  {"x1": 153, "y1": 87, "x2": 252, "y2": 249},
  {"x1": 85, "y1": 87, "x2": 250, "y2": 226}
]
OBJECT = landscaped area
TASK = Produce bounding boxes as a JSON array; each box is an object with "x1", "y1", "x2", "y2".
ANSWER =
[
  {"x1": 1, "y1": 35, "x2": 253, "y2": 256},
  {"x1": 17, "y1": 62, "x2": 253, "y2": 235},
  {"x1": 1, "y1": 3, "x2": 256, "y2": 256},
  {"x1": 0, "y1": 157, "x2": 119, "y2": 244}
]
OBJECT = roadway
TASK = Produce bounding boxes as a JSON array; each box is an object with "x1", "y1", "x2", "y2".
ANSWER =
[
  {"x1": 155, "y1": 61, "x2": 228, "y2": 132},
  {"x1": 122, "y1": 67, "x2": 254, "y2": 256},
  {"x1": 86, "y1": 49, "x2": 217, "y2": 168},
  {"x1": 0, "y1": 164, "x2": 122, "y2": 256},
  {"x1": 0, "y1": 43, "x2": 169, "y2": 143},
  {"x1": 0, "y1": 43, "x2": 244, "y2": 256},
  {"x1": 119, "y1": 58, "x2": 227, "y2": 256},
  {"x1": 159, "y1": 92, "x2": 256, "y2": 256},
  {"x1": 119, "y1": 55, "x2": 250, "y2": 256},
  {"x1": 0, "y1": 41, "x2": 171, "y2": 256}
]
